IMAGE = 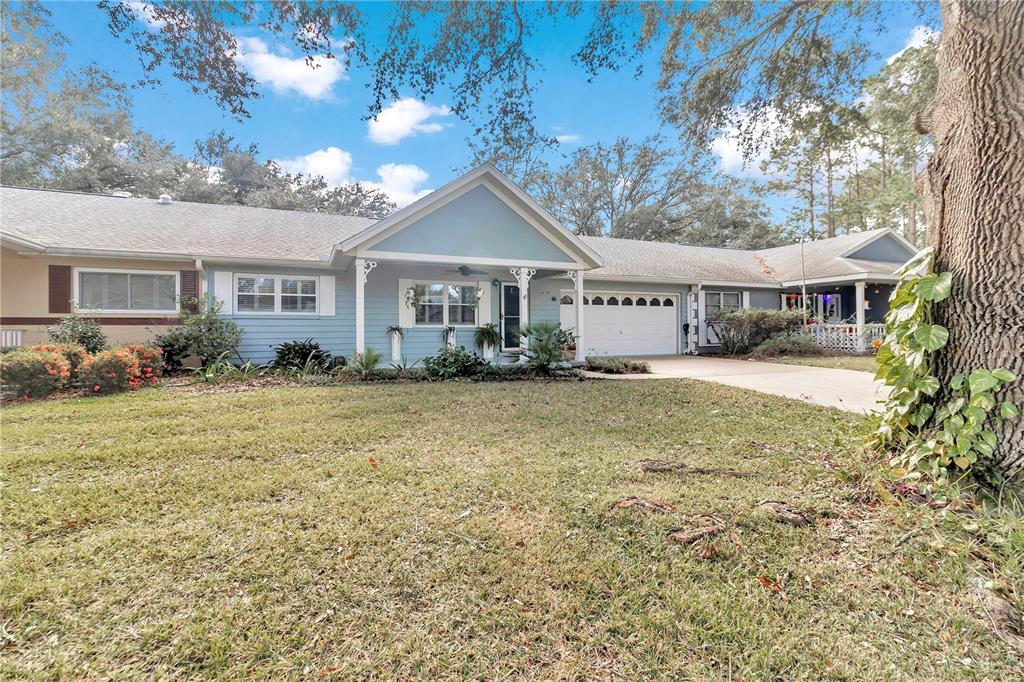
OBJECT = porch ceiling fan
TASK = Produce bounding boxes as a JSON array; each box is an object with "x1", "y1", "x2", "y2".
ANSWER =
[{"x1": 446, "y1": 265, "x2": 488, "y2": 277}]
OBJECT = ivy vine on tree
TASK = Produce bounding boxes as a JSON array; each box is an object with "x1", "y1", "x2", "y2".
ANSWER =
[{"x1": 871, "y1": 248, "x2": 1019, "y2": 487}]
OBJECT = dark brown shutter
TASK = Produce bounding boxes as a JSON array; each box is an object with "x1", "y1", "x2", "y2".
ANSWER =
[
  {"x1": 48, "y1": 265, "x2": 72, "y2": 314},
  {"x1": 179, "y1": 270, "x2": 199, "y2": 312}
]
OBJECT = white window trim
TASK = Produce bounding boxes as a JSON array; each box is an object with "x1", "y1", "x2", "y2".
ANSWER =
[
  {"x1": 410, "y1": 279, "x2": 480, "y2": 328},
  {"x1": 233, "y1": 273, "x2": 319, "y2": 316},
  {"x1": 73, "y1": 267, "x2": 180, "y2": 314}
]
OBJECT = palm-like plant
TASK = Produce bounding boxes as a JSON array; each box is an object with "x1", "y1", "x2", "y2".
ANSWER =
[{"x1": 473, "y1": 323, "x2": 502, "y2": 352}]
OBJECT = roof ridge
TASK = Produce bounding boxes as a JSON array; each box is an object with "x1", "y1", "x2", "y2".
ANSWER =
[{"x1": 0, "y1": 184, "x2": 381, "y2": 223}]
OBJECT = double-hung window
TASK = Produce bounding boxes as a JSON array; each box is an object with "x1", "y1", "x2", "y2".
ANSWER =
[
  {"x1": 705, "y1": 291, "x2": 741, "y2": 319},
  {"x1": 412, "y1": 281, "x2": 478, "y2": 326},
  {"x1": 235, "y1": 274, "x2": 318, "y2": 314},
  {"x1": 77, "y1": 269, "x2": 178, "y2": 312}
]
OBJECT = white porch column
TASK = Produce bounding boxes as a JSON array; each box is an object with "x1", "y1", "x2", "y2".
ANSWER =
[
  {"x1": 567, "y1": 270, "x2": 585, "y2": 361},
  {"x1": 510, "y1": 267, "x2": 536, "y2": 356},
  {"x1": 355, "y1": 258, "x2": 377, "y2": 354},
  {"x1": 855, "y1": 280, "x2": 866, "y2": 352}
]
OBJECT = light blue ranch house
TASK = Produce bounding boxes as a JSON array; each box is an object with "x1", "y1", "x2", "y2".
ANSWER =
[{"x1": 0, "y1": 165, "x2": 919, "y2": 361}]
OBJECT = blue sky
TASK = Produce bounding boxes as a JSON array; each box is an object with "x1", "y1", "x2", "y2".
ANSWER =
[{"x1": 44, "y1": 1, "x2": 935, "y2": 210}]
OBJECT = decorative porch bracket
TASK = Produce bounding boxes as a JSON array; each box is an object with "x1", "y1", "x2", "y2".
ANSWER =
[{"x1": 509, "y1": 267, "x2": 536, "y2": 358}]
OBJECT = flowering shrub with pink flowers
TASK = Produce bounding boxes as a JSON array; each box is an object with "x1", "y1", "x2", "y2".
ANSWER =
[
  {"x1": 0, "y1": 349, "x2": 72, "y2": 398},
  {"x1": 31, "y1": 343, "x2": 89, "y2": 380}
]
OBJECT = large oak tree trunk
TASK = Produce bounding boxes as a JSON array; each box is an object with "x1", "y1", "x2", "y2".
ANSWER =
[{"x1": 916, "y1": 0, "x2": 1024, "y2": 480}]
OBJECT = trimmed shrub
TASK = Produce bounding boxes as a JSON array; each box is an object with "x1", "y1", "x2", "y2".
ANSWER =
[
  {"x1": 273, "y1": 338, "x2": 331, "y2": 371},
  {"x1": 709, "y1": 309, "x2": 803, "y2": 355},
  {"x1": 0, "y1": 349, "x2": 71, "y2": 398},
  {"x1": 47, "y1": 314, "x2": 108, "y2": 353},
  {"x1": 30, "y1": 343, "x2": 89, "y2": 380},
  {"x1": 423, "y1": 346, "x2": 490, "y2": 379},
  {"x1": 154, "y1": 327, "x2": 191, "y2": 372},
  {"x1": 751, "y1": 334, "x2": 825, "y2": 358},
  {"x1": 585, "y1": 356, "x2": 651, "y2": 374},
  {"x1": 80, "y1": 348, "x2": 142, "y2": 395}
]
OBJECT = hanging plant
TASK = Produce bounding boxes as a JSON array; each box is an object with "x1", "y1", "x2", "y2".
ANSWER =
[
  {"x1": 870, "y1": 247, "x2": 1019, "y2": 487},
  {"x1": 442, "y1": 325, "x2": 456, "y2": 344},
  {"x1": 473, "y1": 288, "x2": 484, "y2": 309},
  {"x1": 404, "y1": 286, "x2": 420, "y2": 309}
]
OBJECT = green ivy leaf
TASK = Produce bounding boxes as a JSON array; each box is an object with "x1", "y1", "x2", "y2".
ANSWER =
[
  {"x1": 992, "y1": 368, "x2": 1017, "y2": 383},
  {"x1": 1000, "y1": 401, "x2": 1020, "y2": 419},
  {"x1": 915, "y1": 272, "x2": 953, "y2": 301},
  {"x1": 913, "y1": 324, "x2": 949, "y2": 351},
  {"x1": 975, "y1": 440, "x2": 994, "y2": 457},
  {"x1": 915, "y1": 376, "x2": 940, "y2": 396},
  {"x1": 953, "y1": 456, "x2": 970, "y2": 469},
  {"x1": 950, "y1": 373, "x2": 966, "y2": 390},
  {"x1": 980, "y1": 431, "x2": 997, "y2": 448},
  {"x1": 968, "y1": 369, "x2": 999, "y2": 395}
]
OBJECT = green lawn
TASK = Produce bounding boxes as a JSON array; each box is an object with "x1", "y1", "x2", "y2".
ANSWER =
[
  {"x1": 2, "y1": 380, "x2": 1019, "y2": 679},
  {"x1": 767, "y1": 354, "x2": 879, "y2": 372}
]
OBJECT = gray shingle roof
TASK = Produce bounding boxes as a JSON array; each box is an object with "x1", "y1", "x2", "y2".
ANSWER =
[
  {"x1": 583, "y1": 230, "x2": 911, "y2": 284},
  {"x1": 1, "y1": 185, "x2": 913, "y2": 282},
  {"x1": 580, "y1": 236, "x2": 777, "y2": 283},
  {"x1": 0, "y1": 186, "x2": 377, "y2": 262}
]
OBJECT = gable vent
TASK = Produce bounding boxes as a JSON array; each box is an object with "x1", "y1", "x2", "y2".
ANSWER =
[{"x1": 157, "y1": 194, "x2": 173, "y2": 205}]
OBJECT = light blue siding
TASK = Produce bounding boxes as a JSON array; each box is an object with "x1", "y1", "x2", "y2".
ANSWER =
[
  {"x1": 847, "y1": 234, "x2": 915, "y2": 262},
  {"x1": 372, "y1": 185, "x2": 577, "y2": 264},
  {"x1": 206, "y1": 265, "x2": 352, "y2": 364}
]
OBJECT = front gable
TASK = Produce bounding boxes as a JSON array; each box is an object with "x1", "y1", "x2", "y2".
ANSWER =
[
  {"x1": 845, "y1": 232, "x2": 917, "y2": 262},
  {"x1": 370, "y1": 184, "x2": 573, "y2": 263},
  {"x1": 339, "y1": 164, "x2": 602, "y2": 269}
]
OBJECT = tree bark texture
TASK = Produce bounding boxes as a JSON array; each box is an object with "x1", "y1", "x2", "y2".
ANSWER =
[{"x1": 916, "y1": 0, "x2": 1024, "y2": 479}]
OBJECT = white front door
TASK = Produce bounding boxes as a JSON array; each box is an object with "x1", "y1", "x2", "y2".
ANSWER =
[{"x1": 561, "y1": 292, "x2": 678, "y2": 356}]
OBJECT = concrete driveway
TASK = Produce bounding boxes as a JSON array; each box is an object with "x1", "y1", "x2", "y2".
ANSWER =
[{"x1": 588, "y1": 356, "x2": 886, "y2": 413}]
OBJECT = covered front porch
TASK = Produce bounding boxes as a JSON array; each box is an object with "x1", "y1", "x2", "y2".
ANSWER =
[
  {"x1": 350, "y1": 256, "x2": 589, "y2": 364},
  {"x1": 780, "y1": 279, "x2": 894, "y2": 352}
]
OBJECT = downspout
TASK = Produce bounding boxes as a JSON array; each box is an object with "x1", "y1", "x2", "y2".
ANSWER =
[{"x1": 686, "y1": 284, "x2": 701, "y2": 355}]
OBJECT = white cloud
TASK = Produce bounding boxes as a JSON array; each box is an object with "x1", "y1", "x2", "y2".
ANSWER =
[
  {"x1": 276, "y1": 147, "x2": 354, "y2": 186},
  {"x1": 367, "y1": 98, "x2": 452, "y2": 145},
  {"x1": 366, "y1": 163, "x2": 432, "y2": 207},
  {"x1": 127, "y1": 1, "x2": 166, "y2": 30},
  {"x1": 235, "y1": 36, "x2": 345, "y2": 100},
  {"x1": 709, "y1": 111, "x2": 778, "y2": 179},
  {"x1": 887, "y1": 25, "x2": 939, "y2": 65},
  {"x1": 273, "y1": 146, "x2": 431, "y2": 208},
  {"x1": 555, "y1": 134, "x2": 581, "y2": 144}
]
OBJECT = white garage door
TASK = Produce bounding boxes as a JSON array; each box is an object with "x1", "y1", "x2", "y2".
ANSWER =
[{"x1": 561, "y1": 292, "x2": 678, "y2": 356}]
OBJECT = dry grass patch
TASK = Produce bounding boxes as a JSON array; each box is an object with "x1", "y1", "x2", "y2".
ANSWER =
[{"x1": 1, "y1": 380, "x2": 1020, "y2": 679}]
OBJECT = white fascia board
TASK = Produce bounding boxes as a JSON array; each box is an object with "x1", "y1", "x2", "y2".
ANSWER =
[
  {"x1": 837, "y1": 228, "x2": 919, "y2": 259},
  {"x1": 1, "y1": 231, "x2": 47, "y2": 252},
  {"x1": 337, "y1": 164, "x2": 603, "y2": 268},
  {"x1": 358, "y1": 249, "x2": 584, "y2": 270},
  {"x1": 780, "y1": 273, "x2": 900, "y2": 287}
]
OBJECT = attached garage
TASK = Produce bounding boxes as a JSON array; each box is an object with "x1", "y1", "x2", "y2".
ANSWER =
[{"x1": 560, "y1": 291, "x2": 679, "y2": 356}]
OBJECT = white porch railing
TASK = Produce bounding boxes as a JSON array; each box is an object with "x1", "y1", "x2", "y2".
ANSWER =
[
  {"x1": 805, "y1": 323, "x2": 885, "y2": 353},
  {"x1": 1, "y1": 329, "x2": 24, "y2": 349}
]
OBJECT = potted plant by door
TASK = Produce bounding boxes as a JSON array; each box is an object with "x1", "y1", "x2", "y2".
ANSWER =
[
  {"x1": 386, "y1": 325, "x2": 404, "y2": 363},
  {"x1": 473, "y1": 323, "x2": 501, "y2": 360}
]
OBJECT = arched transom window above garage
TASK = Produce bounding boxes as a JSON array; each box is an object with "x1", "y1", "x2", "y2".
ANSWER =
[{"x1": 560, "y1": 291, "x2": 680, "y2": 308}]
